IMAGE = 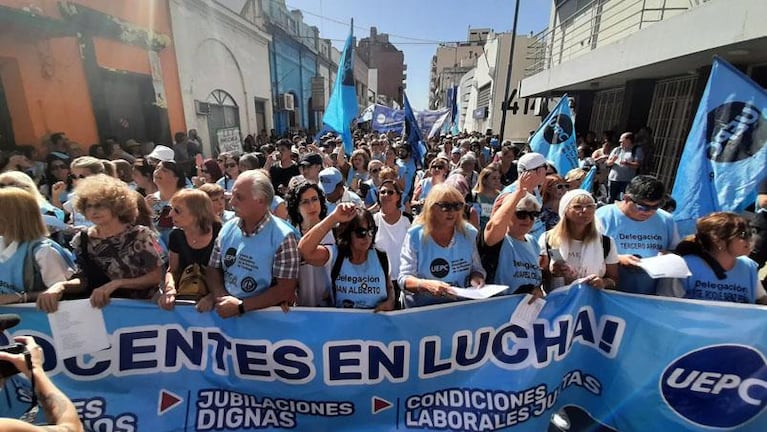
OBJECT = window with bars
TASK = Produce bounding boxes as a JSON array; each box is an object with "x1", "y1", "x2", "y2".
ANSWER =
[
  {"x1": 589, "y1": 87, "x2": 624, "y2": 135},
  {"x1": 645, "y1": 75, "x2": 698, "y2": 189}
]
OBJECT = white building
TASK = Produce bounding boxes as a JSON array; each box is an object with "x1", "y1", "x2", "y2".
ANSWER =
[
  {"x1": 459, "y1": 32, "x2": 540, "y2": 141},
  {"x1": 169, "y1": 0, "x2": 273, "y2": 156},
  {"x1": 521, "y1": 0, "x2": 767, "y2": 187}
]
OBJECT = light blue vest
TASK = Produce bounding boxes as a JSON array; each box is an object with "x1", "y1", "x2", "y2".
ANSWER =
[
  {"x1": 217, "y1": 216, "x2": 298, "y2": 299},
  {"x1": 0, "y1": 242, "x2": 30, "y2": 295},
  {"x1": 407, "y1": 223, "x2": 478, "y2": 307},
  {"x1": 334, "y1": 249, "x2": 388, "y2": 309},
  {"x1": 681, "y1": 255, "x2": 758, "y2": 304},
  {"x1": 495, "y1": 234, "x2": 541, "y2": 295},
  {"x1": 420, "y1": 177, "x2": 434, "y2": 200},
  {"x1": 596, "y1": 205, "x2": 678, "y2": 295}
]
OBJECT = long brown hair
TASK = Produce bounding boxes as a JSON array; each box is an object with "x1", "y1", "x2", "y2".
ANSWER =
[{"x1": 169, "y1": 189, "x2": 219, "y2": 234}]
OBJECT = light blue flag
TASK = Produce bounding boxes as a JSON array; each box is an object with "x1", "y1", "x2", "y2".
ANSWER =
[
  {"x1": 322, "y1": 29, "x2": 358, "y2": 156},
  {"x1": 581, "y1": 165, "x2": 597, "y2": 193},
  {"x1": 530, "y1": 95, "x2": 578, "y2": 175},
  {"x1": 403, "y1": 93, "x2": 427, "y2": 168},
  {"x1": 672, "y1": 57, "x2": 767, "y2": 236}
]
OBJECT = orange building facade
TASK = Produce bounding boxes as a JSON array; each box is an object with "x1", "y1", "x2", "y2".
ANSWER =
[{"x1": 0, "y1": 0, "x2": 185, "y2": 151}]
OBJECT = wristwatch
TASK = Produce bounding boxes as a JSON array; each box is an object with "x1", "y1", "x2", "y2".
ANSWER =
[{"x1": 237, "y1": 299, "x2": 246, "y2": 316}]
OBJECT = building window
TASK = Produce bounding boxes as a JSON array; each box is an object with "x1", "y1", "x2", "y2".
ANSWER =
[
  {"x1": 589, "y1": 87, "x2": 624, "y2": 136},
  {"x1": 646, "y1": 75, "x2": 698, "y2": 187}
]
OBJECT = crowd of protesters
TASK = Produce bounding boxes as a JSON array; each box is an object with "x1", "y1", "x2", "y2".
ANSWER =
[{"x1": 0, "y1": 124, "x2": 764, "y2": 320}]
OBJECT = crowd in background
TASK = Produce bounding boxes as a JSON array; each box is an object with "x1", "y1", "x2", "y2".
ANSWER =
[{"x1": 0, "y1": 124, "x2": 764, "y2": 320}]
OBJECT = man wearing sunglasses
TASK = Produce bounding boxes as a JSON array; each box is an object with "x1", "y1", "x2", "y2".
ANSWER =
[{"x1": 596, "y1": 175, "x2": 680, "y2": 295}]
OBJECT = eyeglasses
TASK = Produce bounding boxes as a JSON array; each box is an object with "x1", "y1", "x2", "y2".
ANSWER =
[
  {"x1": 68, "y1": 174, "x2": 87, "y2": 180},
  {"x1": 523, "y1": 165, "x2": 545, "y2": 173},
  {"x1": 225, "y1": 163, "x2": 237, "y2": 169},
  {"x1": 738, "y1": 229, "x2": 755, "y2": 240},
  {"x1": 379, "y1": 189, "x2": 397, "y2": 196},
  {"x1": 627, "y1": 196, "x2": 660, "y2": 212},
  {"x1": 515, "y1": 210, "x2": 541, "y2": 220},
  {"x1": 299, "y1": 196, "x2": 320, "y2": 206},
  {"x1": 84, "y1": 202, "x2": 108, "y2": 211},
  {"x1": 353, "y1": 227, "x2": 376, "y2": 238},
  {"x1": 435, "y1": 202, "x2": 463, "y2": 212},
  {"x1": 570, "y1": 203, "x2": 596, "y2": 213},
  {"x1": 370, "y1": 169, "x2": 381, "y2": 174},
  {"x1": 555, "y1": 183, "x2": 570, "y2": 190},
  {"x1": 50, "y1": 164, "x2": 67, "y2": 170},
  {"x1": 431, "y1": 165, "x2": 446, "y2": 171}
]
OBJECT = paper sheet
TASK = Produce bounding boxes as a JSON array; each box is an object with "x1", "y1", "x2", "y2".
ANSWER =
[
  {"x1": 637, "y1": 254, "x2": 691, "y2": 279},
  {"x1": 47, "y1": 299, "x2": 110, "y2": 359},
  {"x1": 450, "y1": 284, "x2": 509, "y2": 300},
  {"x1": 510, "y1": 295, "x2": 546, "y2": 326}
]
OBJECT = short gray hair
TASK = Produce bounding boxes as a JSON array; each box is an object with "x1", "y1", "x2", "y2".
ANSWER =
[
  {"x1": 238, "y1": 170, "x2": 274, "y2": 204},
  {"x1": 516, "y1": 192, "x2": 541, "y2": 212}
]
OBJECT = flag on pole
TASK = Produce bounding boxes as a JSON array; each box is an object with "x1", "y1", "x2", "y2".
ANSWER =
[
  {"x1": 402, "y1": 93, "x2": 426, "y2": 168},
  {"x1": 322, "y1": 26, "x2": 358, "y2": 156},
  {"x1": 581, "y1": 165, "x2": 597, "y2": 193},
  {"x1": 529, "y1": 94, "x2": 578, "y2": 175},
  {"x1": 672, "y1": 57, "x2": 767, "y2": 236}
]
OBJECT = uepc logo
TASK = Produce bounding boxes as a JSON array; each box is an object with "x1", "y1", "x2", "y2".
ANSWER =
[
  {"x1": 706, "y1": 102, "x2": 767, "y2": 162},
  {"x1": 543, "y1": 114, "x2": 573, "y2": 145},
  {"x1": 661, "y1": 345, "x2": 767, "y2": 428}
]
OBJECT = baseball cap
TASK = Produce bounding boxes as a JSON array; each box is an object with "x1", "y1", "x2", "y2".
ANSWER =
[
  {"x1": 146, "y1": 145, "x2": 174, "y2": 162},
  {"x1": 517, "y1": 152, "x2": 547, "y2": 173},
  {"x1": 299, "y1": 153, "x2": 323, "y2": 167},
  {"x1": 451, "y1": 147, "x2": 462, "y2": 154},
  {"x1": 319, "y1": 167, "x2": 343, "y2": 195}
]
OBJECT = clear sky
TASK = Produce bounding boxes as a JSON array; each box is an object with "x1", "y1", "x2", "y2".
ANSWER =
[{"x1": 284, "y1": 0, "x2": 552, "y2": 111}]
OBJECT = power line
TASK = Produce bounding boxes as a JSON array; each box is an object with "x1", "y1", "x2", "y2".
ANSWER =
[{"x1": 285, "y1": 3, "x2": 445, "y2": 44}]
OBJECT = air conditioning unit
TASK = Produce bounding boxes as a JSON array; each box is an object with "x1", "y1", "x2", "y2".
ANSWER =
[
  {"x1": 279, "y1": 93, "x2": 295, "y2": 111},
  {"x1": 195, "y1": 101, "x2": 210, "y2": 115}
]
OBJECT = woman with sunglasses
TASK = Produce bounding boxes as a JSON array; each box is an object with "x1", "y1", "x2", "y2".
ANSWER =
[
  {"x1": 158, "y1": 189, "x2": 221, "y2": 311},
  {"x1": 41, "y1": 153, "x2": 71, "y2": 202},
  {"x1": 539, "y1": 189, "x2": 619, "y2": 291},
  {"x1": 216, "y1": 154, "x2": 240, "y2": 193},
  {"x1": 399, "y1": 184, "x2": 486, "y2": 307},
  {"x1": 37, "y1": 175, "x2": 163, "y2": 312},
  {"x1": 192, "y1": 158, "x2": 223, "y2": 187},
  {"x1": 298, "y1": 203, "x2": 395, "y2": 311},
  {"x1": 481, "y1": 172, "x2": 543, "y2": 295},
  {"x1": 471, "y1": 165, "x2": 502, "y2": 230},
  {"x1": 52, "y1": 156, "x2": 106, "y2": 228},
  {"x1": 659, "y1": 212, "x2": 767, "y2": 305},
  {"x1": 541, "y1": 174, "x2": 569, "y2": 231},
  {"x1": 411, "y1": 157, "x2": 449, "y2": 212},
  {"x1": 286, "y1": 179, "x2": 332, "y2": 307}
]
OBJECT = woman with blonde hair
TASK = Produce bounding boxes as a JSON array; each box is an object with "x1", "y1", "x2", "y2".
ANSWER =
[
  {"x1": 158, "y1": 189, "x2": 221, "y2": 310},
  {"x1": 471, "y1": 164, "x2": 502, "y2": 230},
  {"x1": 0, "y1": 188, "x2": 74, "y2": 305},
  {"x1": 37, "y1": 174, "x2": 163, "y2": 312},
  {"x1": 399, "y1": 183, "x2": 486, "y2": 307},
  {"x1": 539, "y1": 189, "x2": 618, "y2": 291},
  {"x1": 660, "y1": 212, "x2": 766, "y2": 304},
  {"x1": 0, "y1": 171, "x2": 66, "y2": 233}
]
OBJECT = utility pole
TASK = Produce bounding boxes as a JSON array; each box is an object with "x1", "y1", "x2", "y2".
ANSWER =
[{"x1": 499, "y1": 0, "x2": 520, "y2": 141}]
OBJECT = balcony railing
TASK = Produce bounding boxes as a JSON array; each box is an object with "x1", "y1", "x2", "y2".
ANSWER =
[{"x1": 526, "y1": 0, "x2": 709, "y2": 76}]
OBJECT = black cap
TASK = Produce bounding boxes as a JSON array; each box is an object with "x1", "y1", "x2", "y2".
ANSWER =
[{"x1": 299, "y1": 153, "x2": 323, "y2": 167}]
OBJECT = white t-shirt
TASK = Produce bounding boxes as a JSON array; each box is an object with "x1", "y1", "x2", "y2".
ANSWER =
[{"x1": 373, "y1": 212, "x2": 412, "y2": 281}]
